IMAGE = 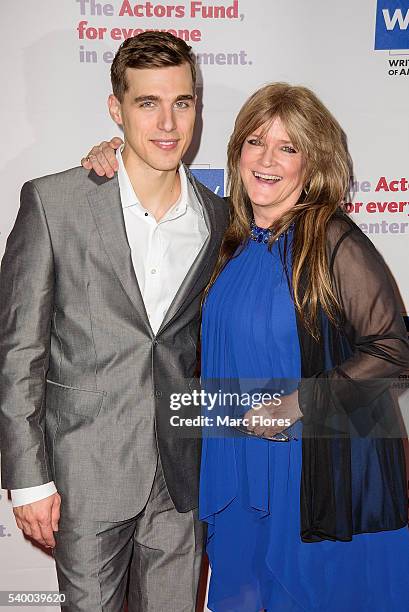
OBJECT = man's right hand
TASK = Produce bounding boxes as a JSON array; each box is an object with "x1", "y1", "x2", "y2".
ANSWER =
[
  {"x1": 81, "y1": 137, "x2": 123, "y2": 177},
  {"x1": 13, "y1": 492, "x2": 61, "y2": 548}
]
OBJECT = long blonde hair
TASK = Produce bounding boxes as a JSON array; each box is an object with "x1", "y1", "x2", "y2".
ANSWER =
[{"x1": 207, "y1": 83, "x2": 351, "y2": 337}]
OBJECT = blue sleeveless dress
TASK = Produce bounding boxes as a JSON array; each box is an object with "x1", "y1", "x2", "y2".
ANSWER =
[{"x1": 199, "y1": 235, "x2": 409, "y2": 612}]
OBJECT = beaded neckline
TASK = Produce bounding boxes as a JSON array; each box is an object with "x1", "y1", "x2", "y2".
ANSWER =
[
  {"x1": 249, "y1": 220, "x2": 294, "y2": 244},
  {"x1": 249, "y1": 220, "x2": 273, "y2": 244}
]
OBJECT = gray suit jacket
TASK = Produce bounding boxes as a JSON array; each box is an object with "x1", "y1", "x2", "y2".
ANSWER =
[{"x1": 0, "y1": 166, "x2": 229, "y2": 521}]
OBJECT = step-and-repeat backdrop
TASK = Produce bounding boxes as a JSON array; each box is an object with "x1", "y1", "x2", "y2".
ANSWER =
[{"x1": 1, "y1": 1, "x2": 408, "y2": 610}]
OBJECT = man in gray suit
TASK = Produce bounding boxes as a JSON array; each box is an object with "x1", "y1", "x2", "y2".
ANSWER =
[{"x1": 0, "y1": 32, "x2": 228, "y2": 611}]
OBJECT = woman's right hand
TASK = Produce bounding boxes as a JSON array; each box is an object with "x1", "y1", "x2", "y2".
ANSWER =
[{"x1": 81, "y1": 137, "x2": 123, "y2": 177}]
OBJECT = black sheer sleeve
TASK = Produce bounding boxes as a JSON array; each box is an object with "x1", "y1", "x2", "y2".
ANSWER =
[
  {"x1": 329, "y1": 218, "x2": 409, "y2": 380},
  {"x1": 298, "y1": 215, "x2": 409, "y2": 434},
  {"x1": 297, "y1": 214, "x2": 409, "y2": 542}
]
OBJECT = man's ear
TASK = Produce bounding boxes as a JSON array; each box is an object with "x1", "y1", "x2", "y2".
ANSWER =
[{"x1": 108, "y1": 94, "x2": 123, "y2": 126}]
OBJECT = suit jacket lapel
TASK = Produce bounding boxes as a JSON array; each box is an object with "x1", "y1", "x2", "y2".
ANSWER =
[
  {"x1": 158, "y1": 171, "x2": 221, "y2": 334},
  {"x1": 87, "y1": 174, "x2": 153, "y2": 336}
]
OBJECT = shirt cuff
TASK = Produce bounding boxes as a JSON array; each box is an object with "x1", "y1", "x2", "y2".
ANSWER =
[{"x1": 11, "y1": 482, "x2": 57, "y2": 507}]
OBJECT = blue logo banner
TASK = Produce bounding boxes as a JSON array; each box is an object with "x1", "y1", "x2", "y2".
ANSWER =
[
  {"x1": 190, "y1": 168, "x2": 225, "y2": 197},
  {"x1": 375, "y1": 1, "x2": 409, "y2": 50}
]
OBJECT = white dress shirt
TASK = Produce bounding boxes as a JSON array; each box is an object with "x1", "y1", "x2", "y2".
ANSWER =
[
  {"x1": 10, "y1": 150, "x2": 208, "y2": 507},
  {"x1": 117, "y1": 147, "x2": 208, "y2": 334}
]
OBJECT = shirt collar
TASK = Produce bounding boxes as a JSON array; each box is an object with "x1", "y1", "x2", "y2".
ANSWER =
[{"x1": 116, "y1": 145, "x2": 197, "y2": 221}]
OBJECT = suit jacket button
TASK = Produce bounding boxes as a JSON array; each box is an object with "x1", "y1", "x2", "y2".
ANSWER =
[{"x1": 155, "y1": 390, "x2": 162, "y2": 398}]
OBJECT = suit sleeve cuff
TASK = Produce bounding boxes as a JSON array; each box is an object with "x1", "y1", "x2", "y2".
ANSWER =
[{"x1": 11, "y1": 482, "x2": 57, "y2": 507}]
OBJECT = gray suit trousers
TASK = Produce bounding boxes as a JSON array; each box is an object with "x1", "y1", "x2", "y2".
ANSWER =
[{"x1": 54, "y1": 457, "x2": 205, "y2": 612}]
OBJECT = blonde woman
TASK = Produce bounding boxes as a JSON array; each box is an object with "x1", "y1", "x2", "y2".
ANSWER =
[{"x1": 84, "y1": 83, "x2": 409, "y2": 611}]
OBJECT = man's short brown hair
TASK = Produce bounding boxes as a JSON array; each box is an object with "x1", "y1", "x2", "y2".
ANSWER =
[{"x1": 111, "y1": 32, "x2": 197, "y2": 101}]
